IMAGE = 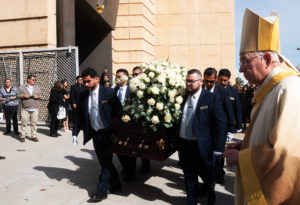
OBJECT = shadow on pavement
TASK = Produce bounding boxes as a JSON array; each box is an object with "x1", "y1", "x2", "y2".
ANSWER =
[
  {"x1": 34, "y1": 148, "x2": 235, "y2": 204},
  {"x1": 34, "y1": 149, "x2": 99, "y2": 196}
]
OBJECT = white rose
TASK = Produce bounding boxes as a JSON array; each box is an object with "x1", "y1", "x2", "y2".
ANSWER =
[
  {"x1": 151, "y1": 115, "x2": 160, "y2": 124},
  {"x1": 120, "y1": 75, "x2": 128, "y2": 82},
  {"x1": 147, "y1": 108, "x2": 153, "y2": 114},
  {"x1": 169, "y1": 78, "x2": 176, "y2": 86},
  {"x1": 148, "y1": 64, "x2": 155, "y2": 71},
  {"x1": 147, "y1": 98, "x2": 155, "y2": 106},
  {"x1": 168, "y1": 90, "x2": 176, "y2": 98},
  {"x1": 156, "y1": 102, "x2": 164, "y2": 110},
  {"x1": 161, "y1": 86, "x2": 167, "y2": 94},
  {"x1": 148, "y1": 72, "x2": 155, "y2": 78},
  {"x1": 144, "y1": 77, "x2": 150, "y2": 83},
  {"x1": 164, "y1": 113, "x2": 172, "y2": 123},
  {"x1": 176, "y1": 96, "x2": 183, "y2": 104},
  {"x1": 175, "y1": 103, "x2": 181, "y2": 110},
  {"x1": 137, "y1": 90, "x2": 144, "y2": 98},
  {"x1": 139, "y1": 82, "x2": 146, "y2": 89},
  {"x1": 122, "y1": 115, "x2": 130, "y2": 123},
  {"x1": 151, "y1": 86, "x2": 160, "y2": 95},
  {"x1": 169, "y1": 97, "x2": 174, "y2": 103},
  {"x1": 157, "y1": 74, "x2": 166, "y2": 84}
]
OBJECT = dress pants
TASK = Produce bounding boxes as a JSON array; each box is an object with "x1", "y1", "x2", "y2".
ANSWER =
[
  {"x1": 3, "y1": 105, "x2": 18, "y2": 133},
  {"x1": 92, "y1": 129, "x2": 121, "y2": 194},
  {"x1": 49, "y1": 110, "x2": 59, "y2": 135},
  {"x1": 20, "y1": 109, "x2": 38, "y2": 139},
  {"x1": 178, "y1": 138, "x2": 215, "y2": 205},
  {"x1": 71, "y1": 108, "x2": 79, "y2": 136}
]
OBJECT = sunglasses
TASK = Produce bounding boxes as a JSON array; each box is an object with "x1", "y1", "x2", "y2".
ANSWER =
[
  {"x1": 132, "y1": 72, "x2": 141, "y2": 77},
  {"x1": 204, "y1": 80, "x2": 215, "y2": 84}
]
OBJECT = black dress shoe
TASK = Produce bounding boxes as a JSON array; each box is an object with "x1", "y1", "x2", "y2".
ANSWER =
[
  {"x1": 4, "y1": 131, "x2": 10, "y2": 135},
  {"x1": 90, "y1": 192, "x2": 107, "y2": 202},
  {"x1": 0, "y1": 156, "x2": 5, "y2": 160}
]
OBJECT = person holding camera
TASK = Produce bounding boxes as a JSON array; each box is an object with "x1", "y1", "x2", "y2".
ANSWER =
[
  {"x1": 0, "y1": 78, "x2": 19, "y2": 135},
  {"x1": 17, "y1": 75, "x2": 41, "y2": 142}
]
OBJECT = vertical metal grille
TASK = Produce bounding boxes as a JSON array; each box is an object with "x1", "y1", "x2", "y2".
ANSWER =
[{"x1": 0, "y1": 47, "x2": 79, "y2": 124}]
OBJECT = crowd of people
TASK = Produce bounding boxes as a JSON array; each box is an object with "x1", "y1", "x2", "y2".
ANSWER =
[{"x1": 2, "y1": 8, "x2": 300, "y2": 205}]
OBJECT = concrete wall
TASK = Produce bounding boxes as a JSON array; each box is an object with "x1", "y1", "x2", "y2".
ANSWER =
[
  {"x1": 0, "y1": 0, "x2": 56, "y2": 49},
  {"x1": 113, "y1": 0, "x2": 235, "y2": 78}
]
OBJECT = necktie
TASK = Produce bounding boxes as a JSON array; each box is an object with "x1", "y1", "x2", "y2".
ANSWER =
[
  {"x1": 90, "y1": 92, "x2": 99, "y2": 131},
  {"x1": 118, "y1": 87, "x2": 123, "y2": 103},
  {"x1": 185, "y1": 96, "x2": 195, "y2": 140}
]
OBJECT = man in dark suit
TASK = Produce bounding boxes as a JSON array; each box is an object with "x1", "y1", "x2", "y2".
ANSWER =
[
  {"x1": 203, "y1": 67, "x2": 234, "y2": 184},
  {"x1": 177, "y1": 69, "x2": 226, "y2": 205},
  {"x1": 70, "y1": 75, "x2": 85, "y2": 145},
  {"x1": 75, "y1": 68, "x2": 122, "y2": 202},
  {"x1": 217, "y1": 68, "x2": 242, "y2": 141},
  {"x1": 113, "y1": 68, "x2": 137, "y2": 182}
]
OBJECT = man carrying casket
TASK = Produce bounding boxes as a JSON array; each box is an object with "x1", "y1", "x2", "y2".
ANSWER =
[{"x1": 177, "y1": 69, "x2": 226, "y2": 205}]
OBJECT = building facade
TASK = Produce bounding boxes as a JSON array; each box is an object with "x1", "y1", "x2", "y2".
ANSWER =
[{"x1": 0, "y1": 0, "x2": 235, "y2": 79}]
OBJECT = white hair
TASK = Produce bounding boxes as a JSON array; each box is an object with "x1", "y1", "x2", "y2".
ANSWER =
[{"x1": 254, "y1": 51, "x2": 280, "y2": 63}]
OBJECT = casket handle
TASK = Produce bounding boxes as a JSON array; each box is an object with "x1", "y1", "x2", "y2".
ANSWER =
[{"x1": 157, "y1": 139, "x2": 165, "y2": 150}]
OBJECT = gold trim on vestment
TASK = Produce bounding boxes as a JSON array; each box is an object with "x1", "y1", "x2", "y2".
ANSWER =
[
  {"x1": 239, "y1": 69, "x2": 299, "y2": 205},
  {"x1": 239, "y1": 148, "x2": 267, "y2": 205},
  {"x1": 254, "y1": 69, "x2": 297, "y2": 104}
]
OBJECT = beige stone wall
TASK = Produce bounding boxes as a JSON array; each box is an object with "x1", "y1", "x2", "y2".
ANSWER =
[
  {"x1": 0, "y1": 0, "x2": 56, "y2": 50},
  {"x1": 155, "y1": 0, "x2": 235, "y2": 77},
  {"x1": 112, "y1": 0, "x2": 155, "y2": 74},
  {"x1": 113, "y1": 0, "x2": 235, "y2": 78}
]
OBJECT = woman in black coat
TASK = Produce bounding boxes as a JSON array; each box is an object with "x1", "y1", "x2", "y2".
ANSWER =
[{"x1": 48, "y1": 81, "x2": 64, "y2": 137}]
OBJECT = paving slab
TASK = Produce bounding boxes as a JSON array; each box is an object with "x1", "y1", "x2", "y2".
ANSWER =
[{"x1": 0, "y1": 124, "x2": 242, "y2": 205}]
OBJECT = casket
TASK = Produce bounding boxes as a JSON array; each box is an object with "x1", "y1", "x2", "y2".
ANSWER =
[{"x1": 109, "y1": 118, "x2": 177, "y2": 161}]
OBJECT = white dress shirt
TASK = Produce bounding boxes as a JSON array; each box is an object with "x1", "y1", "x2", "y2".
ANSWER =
[
  {"x1": 179, "y1": 88, "x2": 202, "y2": 140},
  {"x1": 88, "y1": 84, "x2": 104, "y2": 131},
  {"x1": 117, "y1": 85, "x2": 128, "y2": 103}
]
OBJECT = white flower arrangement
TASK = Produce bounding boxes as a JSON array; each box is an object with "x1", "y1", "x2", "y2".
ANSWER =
[{"x1": 121, "y1": 60, "x2": 187, "y2": 132}]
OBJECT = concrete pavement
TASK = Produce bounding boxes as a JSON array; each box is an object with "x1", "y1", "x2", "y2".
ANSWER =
[{"x1": 0, "y1": 124, "x2": 241, "y2": 205}]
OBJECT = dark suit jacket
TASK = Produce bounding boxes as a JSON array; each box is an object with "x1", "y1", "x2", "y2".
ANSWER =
[
  {"x1": 70, "y1": 83, "x2": 85, "y2": 106},
  {"x1": 178, "y1": 89, "x2": 226, "y2": 165},
  {"x1": 77, "y1": 85, "x2": 122, "y2": 145},
  {"x1": 212, "y1": 84, "x2": 235, "y2": 134},
  {"x1": 224, "y1": 85, "x2": 242, "y2": 131}
]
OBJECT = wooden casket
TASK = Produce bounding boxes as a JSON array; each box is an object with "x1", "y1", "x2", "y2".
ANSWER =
[{"x1": 109, "y1": 118, "x2": 177, "y2": 161}]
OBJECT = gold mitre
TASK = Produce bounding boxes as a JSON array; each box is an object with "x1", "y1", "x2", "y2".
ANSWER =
[
  {"x1": 240, "y1": 8, "x2": 298, "y2": 73},
  {"x1": 240, "y1": 8, "x2": 280, "y2": 53}
]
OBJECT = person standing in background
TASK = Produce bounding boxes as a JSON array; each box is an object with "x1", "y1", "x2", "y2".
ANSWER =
[
  {"x1": 17, "y1": 75, "x2": 41, "y2": 143},
  {"x1": 0, "y1": 78, "x2": 19, "y2": 135},
  {"x1": 70, "y1": 75, "x2": 85, "y2": 145},
  {"x1": 61, "y1": 79, "x2": 70, "y2": 132},
  {"x1": 48, "y1": 81, "x2": 64, "y2": 137}
]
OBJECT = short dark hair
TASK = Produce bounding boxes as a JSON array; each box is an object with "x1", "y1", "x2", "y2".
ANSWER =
[
  {"x1": 204, "y1": 67, "x2": 217, "y2": 78},
  {"x1": 132, "y1": 66, "x2": 142, "y2": 73},
  {"x1": 76, "y1": 75, "x2": 82, "y2": 80},
  {"x1": 27, "y1": 74, "x2": 36, "y2": 80},
  {"x1": 187, "y1": 69, "x2": 202, "y2": 78},
  {"x1": 81, "y1": 68, "x2": 98, "y2": 78},
  {"x1": 116, "y1": 68, "x2": 129, "y2": 76},
  {"x1": 218, "y1": 68, "x2": 231, "y2": 78}
]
